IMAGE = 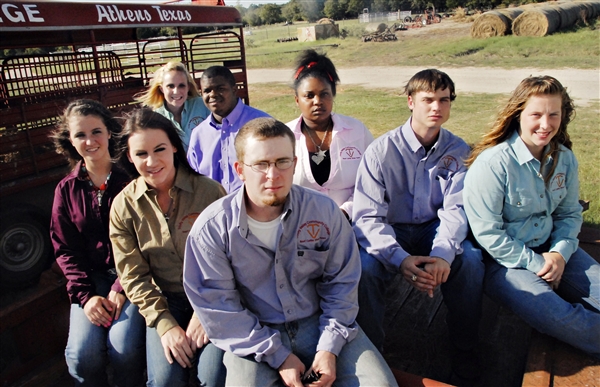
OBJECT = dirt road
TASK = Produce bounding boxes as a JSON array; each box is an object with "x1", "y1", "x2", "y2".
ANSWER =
[{"x1": 248, "y1": 67, "x2": 599, "y2": 106}]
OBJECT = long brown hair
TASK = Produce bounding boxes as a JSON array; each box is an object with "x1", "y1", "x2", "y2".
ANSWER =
[
  {"x1": 114, "y1": 108, "x2": 196, "y2": 178},
  {"x1": 52, "y1": 99, "x2": 122, "y2": 169},
  {"x1": 466, "y1": 75, "x2": 574, "y2": 185}
]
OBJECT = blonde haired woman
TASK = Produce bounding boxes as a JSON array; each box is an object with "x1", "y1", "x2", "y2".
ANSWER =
[{"x1": 136, "y1": 60, "x2": 209, "y2": 149}]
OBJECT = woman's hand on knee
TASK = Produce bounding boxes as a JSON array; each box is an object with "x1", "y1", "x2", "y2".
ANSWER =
[
  {"x1": 160, "y1": 326, "x2": 194, "y2": 368},
  {"x1": 106, "y1": 291, "x2": 126, "y2": 321},
  {"x1": 83, "y1": 295, "x2": 114, "y2": 327},
  {"x1": 537, "y1": 252, "x2": 566, "y2": 287}
]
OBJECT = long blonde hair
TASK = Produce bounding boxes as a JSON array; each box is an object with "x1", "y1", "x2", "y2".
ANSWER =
[
  {"x1": 135, "y1": 61, "x2": 200, "y2": 109},
  {"x1": 466, "y1": 76, "x2": 574, "y2": 185}
]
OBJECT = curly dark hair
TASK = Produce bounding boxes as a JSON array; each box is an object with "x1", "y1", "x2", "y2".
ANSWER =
[
  {"x1": 114, "y1": 107, "x2": 196, "y2": 178},
  {"x1": 292, "y1": 49, "x2": 340, "y2": 96},
  {"x1": 51, "y1": 99, "x2": 122, "y2": 169}
]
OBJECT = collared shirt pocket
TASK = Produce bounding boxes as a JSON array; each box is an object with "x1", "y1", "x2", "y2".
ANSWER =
[
  {"x1": 505, "y1": 189, "x2": 534, "y2": 220},
  {"x1": 293, "y1": 249, "x2": 328, "y2": 283}
]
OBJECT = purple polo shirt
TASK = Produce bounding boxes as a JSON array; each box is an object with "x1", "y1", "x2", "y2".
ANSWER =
[{"x1": 50, "y1": 162, "x2": 130, "y2": 306}]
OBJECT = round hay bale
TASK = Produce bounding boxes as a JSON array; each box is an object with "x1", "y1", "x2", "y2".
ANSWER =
[
  {"x1": 365, "y1": 23, "x2": 387, "y2": 33},
  {"x1": 551, "y1": 2, "x2": 587, "y2": 29},
  {"x1": 513, "y1": 7, "x2": 562, "y2": 36},
  {"x1": 470, "y1": 8, "x2": 524, "y2": 37},
  {"x1": 576, "y1": 0, "x2": 600, "y2": 20},
  {"x1": 317, "y1": 18, "x2": 335, "y2": 24}
]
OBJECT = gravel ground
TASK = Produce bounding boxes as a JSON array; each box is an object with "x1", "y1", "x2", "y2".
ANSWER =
[{"x1": 248, "y1": 66, "x2": 599, "y2": 106}]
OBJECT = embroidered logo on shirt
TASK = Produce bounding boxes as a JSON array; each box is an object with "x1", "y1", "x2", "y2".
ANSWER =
[
  {"x1": 297, "y1": 221, "x2": 331, "y2": 243},
  {"x1": 177, "y1": 212, "x2": 200, "y2": 234},
  {"x1": 438, "y1": 155, "x2": 459, "y2": 173},
  {"x1": 339, "y1": 146, "x2": 362, "y2": 160},
  {"x1": 551, "y1": 173, "x2": 566, "y2": 191},
  {"x1": 189, "y1": 116, "x2": 204, "y2": 128}
]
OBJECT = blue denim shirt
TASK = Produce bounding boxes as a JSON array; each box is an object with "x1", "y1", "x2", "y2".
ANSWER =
[
  {"x1": 186, "y1": 99, "x2": 270, "y2": 193},
  {"x1": 353, "y1": 118, "x2": 471, "y2": 272},
  {"x1": 464, "y1": 130, "x2": 582, "y2": 273},
  {"x1": 154, "y1": 96, "x2": 209, "y2": 150},
  {"x1": 183, "y1": 185, "x2": 360, "y2": 369}
]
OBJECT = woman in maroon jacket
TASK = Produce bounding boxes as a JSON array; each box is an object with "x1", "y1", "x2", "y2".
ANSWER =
[{"x1": 50, "y1": 99, "x2": 145, "y2": 386}]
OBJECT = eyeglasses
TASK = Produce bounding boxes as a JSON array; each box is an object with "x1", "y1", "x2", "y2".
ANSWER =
[{"x1": 243, "y1": 158, "x2": 294, "y2": 173}]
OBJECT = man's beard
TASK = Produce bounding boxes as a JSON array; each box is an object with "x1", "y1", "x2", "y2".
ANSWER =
[{"x1": 262, "y1": 196, "x2": 285, "y2": 207}]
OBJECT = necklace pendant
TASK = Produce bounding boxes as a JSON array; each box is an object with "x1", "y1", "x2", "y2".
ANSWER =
[{"x1": 311, "y1": 149, "x2": 326, "y2": 165}]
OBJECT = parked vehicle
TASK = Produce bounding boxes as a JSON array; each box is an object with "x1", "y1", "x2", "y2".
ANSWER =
[{"x1": 0, "y1": 0, "x2": 248, "y2": 288}]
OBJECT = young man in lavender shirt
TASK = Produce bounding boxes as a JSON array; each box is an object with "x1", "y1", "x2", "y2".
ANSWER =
[
  {"x1": 353, "y1": 69, "x2": 484, "y2": 386},
  {"x1": 184, "y1": 118, "x2": 397, "y2": 387},
  {"x1": 187, "y1": 66, "x2": 270, "y2": 193}
]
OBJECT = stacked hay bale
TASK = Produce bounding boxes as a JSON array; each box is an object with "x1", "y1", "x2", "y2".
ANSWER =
[
  {"x1": 471, "y1": 0, "x2": 600, "y2": 38},
  {"x1": 513, "y1": 0, "x2": 600, "y2": 36},
  {"x1": 471, "y1": 8, "x2": 524, "y2": 37}
]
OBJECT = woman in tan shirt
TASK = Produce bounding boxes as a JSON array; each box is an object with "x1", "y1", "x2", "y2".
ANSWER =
[{"x1": 109, "y1": 108, "x2": 226, "y2": 387}]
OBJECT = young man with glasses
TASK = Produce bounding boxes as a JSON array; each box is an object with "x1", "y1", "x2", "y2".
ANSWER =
[{"x1": 183, "y1": 117, "x2": 397, "y2": 387}]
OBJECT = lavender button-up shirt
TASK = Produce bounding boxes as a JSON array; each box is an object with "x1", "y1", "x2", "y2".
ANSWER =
[
  {"x1": 353, "y1": 118, "x2": 471, "y2": 272},
  {"x1": 186, "y1": 99, "x2": 270, "y2": 193},
  {"x1": 184, "y1": 185, "x2": 360, "y2": 369}
]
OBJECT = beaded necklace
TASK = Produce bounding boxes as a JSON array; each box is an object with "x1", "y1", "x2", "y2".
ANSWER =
[{"x1": 81, "y1": 164, "x2": 111, "y2": 207}]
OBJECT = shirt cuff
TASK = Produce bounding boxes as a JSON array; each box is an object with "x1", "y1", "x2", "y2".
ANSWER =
[
  {"x1": 390, "y1": 250, "x2": 410, "y2": 272},
  {"x1": 262, "y1": 343, "x2": 292, "y2": 369},
  {"x1": 110, "y1": 278, "x2": 123, "y2": 294},
  {"x1": 316, "y1": 326, "x2": 351, "y2": 357},
  {"x1": 525, "y1": 252, "x2": 546, "y2": 273},
  {"x1": 155, "y1": 311, "x2": 179, "y2": 337},
  {"x1": 430, "y1": 245, "x2": 455, "y2": 265},
  {"x1": 549, "y1": 240, "x2": 574, "y2": 263}
]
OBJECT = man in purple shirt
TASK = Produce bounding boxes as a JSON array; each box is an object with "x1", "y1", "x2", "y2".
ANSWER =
[
  {"x1": 184, "y1": 118, "x2": 397, "y2": 386},
  {"x1": 352, "y1": 69, "x2": 484, "y2": 386},
  {"x1": 187, "y1": 66, "x2": 270, "y2": 193}
]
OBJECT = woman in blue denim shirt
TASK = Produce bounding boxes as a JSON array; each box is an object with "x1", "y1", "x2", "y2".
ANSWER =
[{"x1": 463, "y1": 76, "x2": 600, "y2": 358}]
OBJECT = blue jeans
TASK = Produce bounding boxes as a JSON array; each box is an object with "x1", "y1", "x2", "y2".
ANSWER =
[
  {"x1": 484, "y1": 246, "x2": 600, "y2": 358},
  {"x1": 357, "y1": 219, "x2": 485, "y2": 353},
  {"x1": 223, "y1": 314, "x2": 398, "y2": 386},
  {"x1": 65, "y1": 271, "x2": 146, "y2": 387},
  {"x1": 146, "y1": 292, "x2": 226, "y2": 387}
]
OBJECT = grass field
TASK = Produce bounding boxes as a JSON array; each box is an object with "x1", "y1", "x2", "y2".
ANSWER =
[
  {"x1": 248, "y1": 83, "x2": 600, "y2": 228},
  {"x1": 243, "y1": 18, "x2": 600, "y2": 69}
]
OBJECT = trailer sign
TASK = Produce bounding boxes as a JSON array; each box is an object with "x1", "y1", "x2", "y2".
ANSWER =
[
  {"x1": 0, "y1": 1, "x2": 242, "y2": 30},
  {"x1": 97, "y1": 5, "x2": 194, "y2": 23},
  {"x1": 0, "y1": 3, "x2": 44, "y2": 23}
]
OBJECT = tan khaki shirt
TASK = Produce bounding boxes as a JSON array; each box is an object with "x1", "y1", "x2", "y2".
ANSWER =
[{"x1": 110, "y1": 167, "x2": 225, "y2": 336}]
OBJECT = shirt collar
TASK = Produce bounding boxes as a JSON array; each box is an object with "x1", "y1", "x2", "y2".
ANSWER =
[
  {"x1": 73, "y1": 160, "x2": 86, "y2": 180},
  {"x1": 132, "y1": 167, "x2": 193, "y2": 201},
  {"x1": 401, "y1": 117, "x2": 440, "y2": 154},
  {"x1": 508, "y1": 130, "x2": 536, "y2": 165},
  {"x1": 235, "y1": 184, "x2": 293, "y2": 238},
  {"x1": 209, "y1": 98, "x2": 243, "y2": 129}
]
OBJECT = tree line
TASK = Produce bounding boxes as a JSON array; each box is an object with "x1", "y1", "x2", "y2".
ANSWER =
[{"x1": 235, "y1": 0, "x2": 539, "y2": 26}]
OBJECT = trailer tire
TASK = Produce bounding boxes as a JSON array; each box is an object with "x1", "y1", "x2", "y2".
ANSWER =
[
  {"x1": 404, "y1": 16, "x2": 412, "y2": 23},
  {"x1": 0, "y1": 215, "x2": 51, "y2": 288}
]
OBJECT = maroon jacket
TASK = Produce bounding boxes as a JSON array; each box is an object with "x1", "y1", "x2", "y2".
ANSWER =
[{"x1": 50, "y1": 161, "x2": 130, "y2": 306}]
